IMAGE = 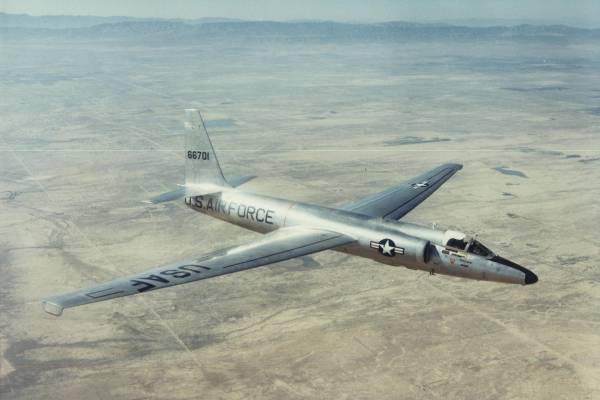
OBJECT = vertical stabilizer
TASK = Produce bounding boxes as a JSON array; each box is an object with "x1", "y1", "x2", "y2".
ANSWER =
[{"x1": 184, "y1": 109, "x2": 229, "y2": 189}]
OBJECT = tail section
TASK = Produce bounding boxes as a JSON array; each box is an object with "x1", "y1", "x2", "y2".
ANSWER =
[
  {"x1": 143, "y1": 109, "x2": 257, "y2": 204},
  {"x1": 184, "y1": 109, "x2": 229, "y2": 188}
]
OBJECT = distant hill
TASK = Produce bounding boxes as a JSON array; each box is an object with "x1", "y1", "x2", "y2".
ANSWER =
[
  {"x1": 429, "y1": 18, "x2": 599, "y2": 29},
  {"x1": 1, "y1": 13, "x2": 598, "y2": 43},
  {"x1": 0, "y1": 12, "x2": 140, "y2": 29},
  {"x1": 0, "y1": 12, "x2": 242, "y2": 29}
]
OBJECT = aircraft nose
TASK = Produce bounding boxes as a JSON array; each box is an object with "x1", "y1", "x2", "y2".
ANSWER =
[
  {"x1": 490, "y1": 255, "x2": 538, "y2": 285},
  {"x1": 524, "y1": 269, "x2": 538, "y2": 285}
]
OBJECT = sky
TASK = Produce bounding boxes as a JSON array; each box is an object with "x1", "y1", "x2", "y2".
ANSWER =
[{"x1": 2, "y1": 0, "x2": 600, "y2": 27}]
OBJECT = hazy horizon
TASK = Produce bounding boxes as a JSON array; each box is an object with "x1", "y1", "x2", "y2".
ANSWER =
[{"x1": 2, "y1": 0, "x2": 600, "y2": 28}]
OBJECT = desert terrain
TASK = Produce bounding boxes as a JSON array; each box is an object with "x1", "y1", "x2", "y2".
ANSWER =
[{"x1": 1, "y1": 20, "x2": 600, "y2": 399}]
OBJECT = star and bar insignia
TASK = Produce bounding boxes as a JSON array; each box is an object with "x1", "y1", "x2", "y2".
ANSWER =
[
  {"x1": 411, "y1": 180, "x2": 430, "y2": 189},
  {"x1": 370, "y1": 238, "x2": 405, "y2": 257}
]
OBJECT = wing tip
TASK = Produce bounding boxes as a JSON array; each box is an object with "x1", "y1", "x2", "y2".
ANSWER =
[
  {"x1": 446, "y1": 163, "x2": 463, "y2": 170},
  {"x1": 42, "y1": 300, "x2": 64, "y2": 316}
]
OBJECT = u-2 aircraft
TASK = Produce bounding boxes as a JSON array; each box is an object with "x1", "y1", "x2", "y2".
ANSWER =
[{"x1": 43, "y1": 109, "x2": 537, "y2": 316}]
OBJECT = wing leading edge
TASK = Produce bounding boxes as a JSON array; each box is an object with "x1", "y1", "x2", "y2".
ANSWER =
[
  {"x1": 344, "y1": 163, "x2": 462, "y2": 220},
  {"x1": 43, "y1": 227, "x2": 354, "y2": 316}
]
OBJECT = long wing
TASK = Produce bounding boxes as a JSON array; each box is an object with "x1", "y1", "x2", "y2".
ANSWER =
[
  {"x1": 343, "y1": 163, "x2": 462, "y2": 220},
  {"x1": 43, "y1": 227, "x2": 354, "y2": 316}
]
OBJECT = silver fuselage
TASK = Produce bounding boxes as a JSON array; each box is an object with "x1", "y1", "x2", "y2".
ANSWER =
[{"x1": 185, "y1": 189, "x2": 533, "y2": 285}]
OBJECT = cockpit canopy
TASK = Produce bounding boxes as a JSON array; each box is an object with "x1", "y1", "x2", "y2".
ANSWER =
[
  {"x1": 443, "y1": 230, "x2": 495, "y2": 259},
  {"x1": 467, "y1": 239, "x2": 494, "y2": 258}
]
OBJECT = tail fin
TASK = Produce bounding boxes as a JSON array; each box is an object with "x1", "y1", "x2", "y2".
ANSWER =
[
  {"x1": 143, "y1": 109, "x2": 258, "y2": 204},
  {"x1": 184, "y1": 109, "x2": 229, "y2": 189}
]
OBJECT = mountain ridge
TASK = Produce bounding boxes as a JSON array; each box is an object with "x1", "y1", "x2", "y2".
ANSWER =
[{"x1": 2, "y1": 13, "x2": 598, "y2": 43}]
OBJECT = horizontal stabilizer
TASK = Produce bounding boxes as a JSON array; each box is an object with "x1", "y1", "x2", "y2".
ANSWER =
[
  {"x1": 143, "y1": 187, "x2": 186, "y2": 204},
  {"x1": 143, "y1": 176, "x2": 256, "y2": 204},
  {"x1": 143, "y1": 184, "x2": 225, "y2": 204},
  {"x1": 228, "y1": 175, "x2": 256, "y2": 188}
]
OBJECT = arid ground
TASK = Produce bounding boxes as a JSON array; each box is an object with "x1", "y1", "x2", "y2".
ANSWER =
[{"x1": 1, "y1": 26, "x2": 600, "y2": 399}]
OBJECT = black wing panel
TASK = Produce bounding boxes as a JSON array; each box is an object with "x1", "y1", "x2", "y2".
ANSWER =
[{"x1": 344, "y1": 163, "x2": 462, "y2": 220}]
